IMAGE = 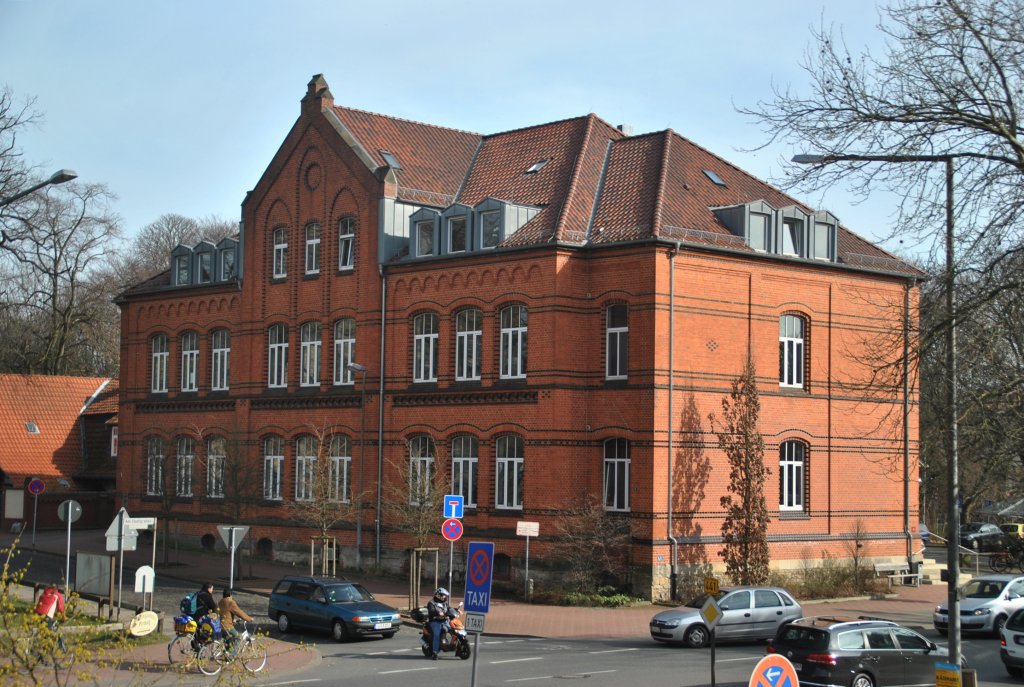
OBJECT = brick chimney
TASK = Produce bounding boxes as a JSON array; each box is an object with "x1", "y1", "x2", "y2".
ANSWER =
[{"x1": 302, "y1": 74, "x2": 334, "y2": 115}]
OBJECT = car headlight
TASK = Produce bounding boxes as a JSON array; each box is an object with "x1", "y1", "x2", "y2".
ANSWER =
[
  {"x1": 392, "y1": 614, "x2": 402, "y2": 622},
  {"x1": 935, "y1": 606, "x2": 947, "y2": 614},
  {"x1": 351, "y1": 616, "x2": 367, "y2": 622},
  {"x1": 659, "y1": 619, "x2": 681, "y2": 628},
  {"x1": 970, "y1": 608, "x2": 992, "y2": 616}
]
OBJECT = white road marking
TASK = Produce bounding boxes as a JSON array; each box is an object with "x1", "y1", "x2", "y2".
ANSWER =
[
  {"x1": 491, "y1": 656, "x2": 544, "y2": 664},
  {"x1": 717, "y1": 656, "x2": 762, "y2": 663},
  {"x1": 379, "y1": 667, "x2": 440, "y2": 674},
  {"x1": 263, "y1": 680, "x2": 322, "y2": 686},
  {"x1": 507, "y1": 676, "x2": 553, "y2": 682},
  {"x1": 587, "y1": 648, "x2": 638, "y2": 654}
]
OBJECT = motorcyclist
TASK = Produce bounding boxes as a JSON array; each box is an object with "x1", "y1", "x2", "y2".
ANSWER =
[{"x1": 426, "y1": 587, "x2": 450, "y2": 659}]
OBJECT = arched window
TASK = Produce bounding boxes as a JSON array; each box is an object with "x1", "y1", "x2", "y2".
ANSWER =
[
  {"x1": 304, "y1": 222, "x2": 321, "y2": 274},
  {"x1": 455, "y1": 309, "x2": 482, "y2": 381},
  {"x1": 176, "y1": 436, "x2": 195, "y2": 497},
  {"x1": 408, "y1": 435, "x2": 435, "y2": 505},
  {"x1": 263, "y1": 436, "x2": 284, "y2": 500},
  {"x1": 180, "y1": 331, "x2": 199, "y2": 391},
  {"x1": 779, "y1": 315, "x2": 806, "y2": 388},
  {"x1": 206, "y1": 436, "x2": 226, "y2": 498},
  {"x1": 413, "y1": 313, "x2": 439, "y2": 382},
  {"x1": 300, "y1": 321, "x2": 322, "y2": 387},
  {"x1": 146, "y1": 437, "x2": 165, "y2": 495},
  {"x1": 451, "y1": 435, "x2": 478, "y2": 507},
  {"x1": 780, "y1": 440, "x2": 807, "y2": 511},
  {"x1": 272, "y1": 227, "x2": 288, "y2": 278},
  {"x1": 329, "y1": 435, "x2": 351, "y2": 502},
  {"x1": 495, "y1": 435, "x2": 524, "y2": 510},
  {"x1": 268, "y1": 324, "x2": 288, "y2": 388},
  {"x1": 211, "y1": 329, "x2": 230, "y2": 391},
  {"x1": 151, "y1": 334, "x2": 168, "y2": 393},
  {"x1": 500, "y1": 305, "x2": 527, "y2": 379},
  {"x1": 295, "y1": 435, "x2": 319, "y2": 501},
  {"x1": 603, "y1": 438, "x2": 630, "y2": 511},
  {"x1": 338, "y1": 217, "x2": 355, "y2": 270},
  {"x1": 333, "y1": 318, "x2": 356, "y2": 385}
]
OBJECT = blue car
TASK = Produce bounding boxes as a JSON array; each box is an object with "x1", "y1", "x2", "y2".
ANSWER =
[{"x1": 268, "y1": 575, "x2": 402, "y2": 642}]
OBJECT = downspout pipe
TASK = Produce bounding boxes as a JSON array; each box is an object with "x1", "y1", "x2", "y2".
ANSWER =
[
  {"x1": 904, "y1": 277, "x2": 917, "y2": 571},
  {"x1": 667, "y1": 241, "x2": 680, "y2": 600},
  {"x1": 375, "y1": 265, "x2": 388, "y2": 567}
]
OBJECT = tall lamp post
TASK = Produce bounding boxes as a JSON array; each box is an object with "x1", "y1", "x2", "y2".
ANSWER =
[
  {"x1": 793, "y1": 152, "x2": 960, "y2": 664},
  {"x1": 0, "y1": 169, "x2": 77, "y2": 207},
  {"x1": 348, "y1": 362, "x2": 369, "y2": 570}
]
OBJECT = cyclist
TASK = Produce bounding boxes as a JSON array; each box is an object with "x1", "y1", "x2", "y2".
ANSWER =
[{"x1": 217, "y1": 589, "x2": 253, "y2": 650}]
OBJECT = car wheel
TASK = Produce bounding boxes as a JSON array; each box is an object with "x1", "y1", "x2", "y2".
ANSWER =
[
  {"x1": 684, "y1": 624, "x2": 710, "y2": 648},
  {"x1": 850, "y1": 672, "x2": 875, "y2": 687},
  {"x1": 1007, "y1": 665, "x2": 1022, "y2": 679},
  {"x1": 332, "y1": 619, "x2": 350, "y2": 642},
  {"x1": 277, "y1": 613, "x2": 290, "y2": 633},
  {"x1": 995, "y1": 614, "x2": 1008, "y2": 636}
]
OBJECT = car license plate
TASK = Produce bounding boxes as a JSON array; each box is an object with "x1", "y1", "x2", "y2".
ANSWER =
[{"x1": 373, "y1": 622, "x2": 392, "y2": 630}]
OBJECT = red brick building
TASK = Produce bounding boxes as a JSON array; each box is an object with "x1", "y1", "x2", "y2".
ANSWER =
[{"x1": 116, "y1": 75, "x2": 921, "y2": 599}]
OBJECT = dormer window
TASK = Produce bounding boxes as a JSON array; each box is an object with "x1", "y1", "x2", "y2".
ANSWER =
[
  {"x1": 448, "y1": 216, "x2": 467, "y2": 253},
  {"x1": 409, "y1": 208, "x2": 439, "y2": 258},
  {"x1": 525, "y1": 159, "x2": 549, "y2": 174},
  {"x1": 220, "y1": 247, "x2": 236, "y2": 280},
  {"x1": 174, "y1": 254, "x2": 190, "y2": 285},
  {"x1": 749, "y1": 213, "x2": 770, "y2": 252},
  {"x1": 781, "y1": 218, "x2": 803, "y2": 256},
  {"x1": 480, "y1": 210, "x2": 501, "y2": 249},
  {"x1": 416, "y1": 220, "x2": 435, "y2": 256},
  {"x1": 811, "y1": 210, "x2": 838, "y2": 262},
  {"x1": 197, "y1": 251, "x2": 212, "y2": 283}
]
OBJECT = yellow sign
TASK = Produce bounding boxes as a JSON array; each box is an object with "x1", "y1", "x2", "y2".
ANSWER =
[
  {"x1": 935, "y1": 662, "x2": 962, "y2": 687},
  {"x1": 704, "y1": 577, "x2": 719, "y2": 595},
  {"x1": 700, "y1": 596, "x2": 722, "y2": 628},
  {"x1": 128, "y1": 610, "x2": 159, "y2": 637}
]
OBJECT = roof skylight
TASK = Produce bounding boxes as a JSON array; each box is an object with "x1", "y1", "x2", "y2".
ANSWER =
[
  {"x1": 702, "y1": 169, "x2": 727, "y2": 187},
  {"x1": 525, "y1": 159, "x2": 549, "y2": 174},
  {"x1": 380, "y1": 150, "x2": 402, "y2": 170},
  {"x1": 25, "y1": 421, "x2": 39, "y2": 434}
]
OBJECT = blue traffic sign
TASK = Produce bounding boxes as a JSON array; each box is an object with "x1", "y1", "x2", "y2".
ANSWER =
[
  {"x1": 464, "y1": 541, "x2": 494, "y2": 614},
  {"x1": 443, "y1": 494, "x2": 464, "y2": 519}
]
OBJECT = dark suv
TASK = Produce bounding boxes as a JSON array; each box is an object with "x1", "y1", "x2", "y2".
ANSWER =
[
  {"x1": 960, "y1": 522, "x2": 1006, "y2": 552},
  {"x1": 767, "y1": 616, "x2": 951, "y2": 687},
  {"x1": 267, "y1": 575, "x2": 402, "y2": 642}
]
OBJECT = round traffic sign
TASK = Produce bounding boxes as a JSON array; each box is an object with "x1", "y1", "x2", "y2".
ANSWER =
[
  {"x1": 57, "y1": 499, "x2": 82, "y2": 524},
  {"x1": 748, "y1": 654, "x2": 799, "y2": 687},
  {"x1": 442, "y1": 517, "x2": 463, "y2": 542},
  {"x1": 27, "y1": 478, "x2": 45, "y2": 495}
]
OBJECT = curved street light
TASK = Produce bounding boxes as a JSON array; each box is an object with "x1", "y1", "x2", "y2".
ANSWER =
[
  {"x1": 0, "y1": 169, "x2": 78, "y2": 207},
  {"x1": 794, "y1": 152, "x2": 961, "y2": 665}
]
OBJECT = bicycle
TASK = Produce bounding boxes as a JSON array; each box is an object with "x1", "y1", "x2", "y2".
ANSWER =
[
  {"x1": 14, "y1": 617, "x2": 71, "y2": 669},
  {"x1": 990, "y1": 538, "x2": 1024, "y2": 574},
  {"x1": 196, "y1": 621, "x2": 268, "y2": 676}
]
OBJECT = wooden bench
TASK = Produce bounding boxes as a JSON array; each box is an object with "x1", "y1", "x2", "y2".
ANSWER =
[{"x1": 873, "y1": 563, "x2": 922, "y2": 588}]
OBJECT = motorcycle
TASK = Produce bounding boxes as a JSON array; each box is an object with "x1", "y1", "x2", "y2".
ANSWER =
[{"x1": 411, "y1": 602, "x2": 471, "y2": 660}]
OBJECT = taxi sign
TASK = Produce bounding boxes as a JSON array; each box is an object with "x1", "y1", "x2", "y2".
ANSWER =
[
  {"x1": 699, "y1": 595, "x2": 722, "y2": 628},
  {"x1": 748, "y1": 654, "x2": 799, "y2": 687},
  {"x1": 704, "y1": 576, "x2": 719, "y2": 595},
  {"x1": 464, "y1": 611, "x2": 486, "y2": 633},
  {"x1": 464, "y1": 541, "x2": 494, "y2": 614}
]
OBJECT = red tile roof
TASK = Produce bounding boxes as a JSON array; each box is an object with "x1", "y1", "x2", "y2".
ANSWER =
[{"x1": 0, "y1": 375, "x2": 113, "y2": 485}]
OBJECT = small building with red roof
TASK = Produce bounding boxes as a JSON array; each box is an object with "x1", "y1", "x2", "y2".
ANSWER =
[
  {"x1": 0, "y1": 374, "x2": 118, "y2": 532},
  {"x1": 115, "y1": 75, "x2": 923, "y2": 600}
]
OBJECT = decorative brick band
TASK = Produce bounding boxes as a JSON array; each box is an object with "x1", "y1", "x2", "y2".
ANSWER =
[
  {"x1": 136, "y1": 400, "x2": 236, "y2": 414},
  {"x1": 251, "y1": 396, "x2": 361, "y2": 410},
  {"x1": 392, "y1": 390, "x2": 538, "y2": 407}
]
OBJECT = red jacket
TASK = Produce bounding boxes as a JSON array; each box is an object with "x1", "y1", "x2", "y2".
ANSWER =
[{"x1": 35, "y1": 587, "x2": 65, "y2": 619}]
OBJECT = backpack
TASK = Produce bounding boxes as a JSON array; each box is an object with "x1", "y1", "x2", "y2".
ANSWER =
[{"x1": 180, "y1": 591, "x2": 200, "y2": 616}]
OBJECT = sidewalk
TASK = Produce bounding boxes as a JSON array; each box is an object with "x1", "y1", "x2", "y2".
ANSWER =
[{"x1": 0, "y1": 528, "x2": 946, "y2": 676}]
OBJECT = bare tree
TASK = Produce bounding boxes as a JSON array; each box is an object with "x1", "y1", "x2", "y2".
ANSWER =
[
  {"x1": 0, "y1": 182, "x2": 121, "y2": 375},
  {"x1": 550, "y1": 495, "x2": 632, "y2": 593},
  {"x1": 709, "y1": 356, "x2": 771, "y2": 585},
  {"x1": 0, "y1": 85, "x2": 42, "y2": 254}
]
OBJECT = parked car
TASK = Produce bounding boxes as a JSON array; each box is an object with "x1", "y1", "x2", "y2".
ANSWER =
[
  {"x1": 1002, "y1": 523, "x2": 1024, "y2": 540},
  {"x1": 1001, "y1": 607, "x2": 1024, "y2": 678},
  {"x1": 934, "y1": 574, "x2": 1024, "y2": 636},
  {"x1": 919, "y1": 522, "x2": 930, "y2": 547},
  {"x1": 649, "y1": 586, "x2": 801, "y2": 647},
  {"x1": 267, "y1": 575, "x2": 402, "y2": 642},
  {"x1": 960, "y1": 521, "x2": 1006, "y2": 551},
  {"x1": 768, "y1": 616, "x2": 952, "y2": 687}
]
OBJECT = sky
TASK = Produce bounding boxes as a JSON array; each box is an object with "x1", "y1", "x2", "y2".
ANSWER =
[{"x1": 0, "y1": 0, "x2": 901, "y2": 250}]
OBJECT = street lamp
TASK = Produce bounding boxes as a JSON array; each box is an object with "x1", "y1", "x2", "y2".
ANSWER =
[
  {"x1": 794, "y1": 152, "x2": 960, "y2": 664},
  {"x1": 0, "y1": 169, "x2": 77, "y2": 207},
  {"x1": 348, "y1": 362, "x2": 368, "y2": 570}
]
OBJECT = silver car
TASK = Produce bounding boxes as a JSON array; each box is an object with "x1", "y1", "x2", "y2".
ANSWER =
[
  {"x1": 934, "y1": 574, "x2": 1024, "y2": 636},
  {"x1": 650, "y1": 586, "x2": 802, "y2": 647}
]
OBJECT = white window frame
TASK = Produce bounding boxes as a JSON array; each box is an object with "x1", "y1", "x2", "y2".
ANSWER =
[
  {"x1": 295, "y1": 435, "x2": 318, "y2": 501},
  {"x1": 451, "y1": 435, "x2": 478, "y2": 508},
  {"x1": 779, "y1": 315, "x2": 805, "y2": 388},
  {"x1": 146, "y1": 437, "x2": 164, "y2": 495},
  {"x1": 606, "y1": 304, "x2": 628, "y2": 380},
  {"x1": 110, "y1": 426, "x2": 118, "y2": 457},
  {"x1": 300, "y1": 321, "x2": 322, "y2": 387},
  {"x1": 448, "y1": 216, "x2": 467, "y2": 253},
  {"x1": 749, "y1": 212, "x2": 770, "y2": 252},
  {"x1": 305, "y1": 223, "x2": 321, "y2": 274},
  {"x1": 206, "y1": 436, "x2": 225, "y2": 499},
  {"x1": 338, "y1": 217, "x2": 355, "y2": 270},
  {"x1": 211, "y1": 329, "x2": 230, "y2": 391},
  {"x1": 272, "y1": 227, "x2": 288, "y2": 278},
  {"x1": 782, "y1": 219, "x2": 802, "y2": 256},
  {"x1": 151, "y1": 334, "x2": 168, "y2": 393},
  {"x1": 408, "y1": 435, "x2": 434, "y2": 505},
  {"x1": 603, "y1": 438, "x2": 630, "y2": 511},
  {"x1": 413, "y1": 313, "x2": 438, "y2": 383},
  {"x1": 780, "y1": 440, "x2": 806, "y2": 511},
  {"x1": 813, "y1": 222, "x2": 833, "y2": 261},
  {"x1": 500, "y1": 305, "x2": 527, "y2": 379},
  {"x1": 333, "y1": 318, "x2": 355, "y2": 385},
  {"x1": 329, "y1": 435, "x2": 351, "y2": 502},
  {"x1": 220, "y1": 248, "x2": 236, "y2": 280},
  {"x1": 180, "y1": 331, "x2": 199, "y2": 392},
  {"x1": 495, "y1": 435, "x2": 523, "y2": 510},
  {"x1": 176, "y1": 436, "x2": 194, "y2": 497},
  {"x1": 268, "y1": 324, "x2": 288, "y2": 388},
  {"x1": 455, "y1": 309, "x2": 482, "y2": 381},
  {"x1": 263, "y1": 436, "x2": 284, "y2": 501}
]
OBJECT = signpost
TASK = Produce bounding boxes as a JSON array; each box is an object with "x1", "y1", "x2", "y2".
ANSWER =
[
  {"x1": 217, "y1": 525, "x2": 249, "y2": 590},
  {"x1": 57, "y1": 499, "x2": 81, "y2": 596},
  {"x1": 516, "y1": 521, "x2": 539, "y2": 599},
  {"x1": 106, "y1": 507, "x2": 136, "y2": 619},
  {"x1": 442, "y1": 495, "x2": 463, "y2": 593},
  {"x1": 700, "y1": 595, "x2": 723, "y2": 687},
  {"x1": 134, "y1": 565, "x2": 155, "y2": 611},
  {"x1": 27, "y1": 478, "x2": 44, "y2": 547},
  {"x1": 464, "y1": 541, "x2": 494, "y2": 687}
]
